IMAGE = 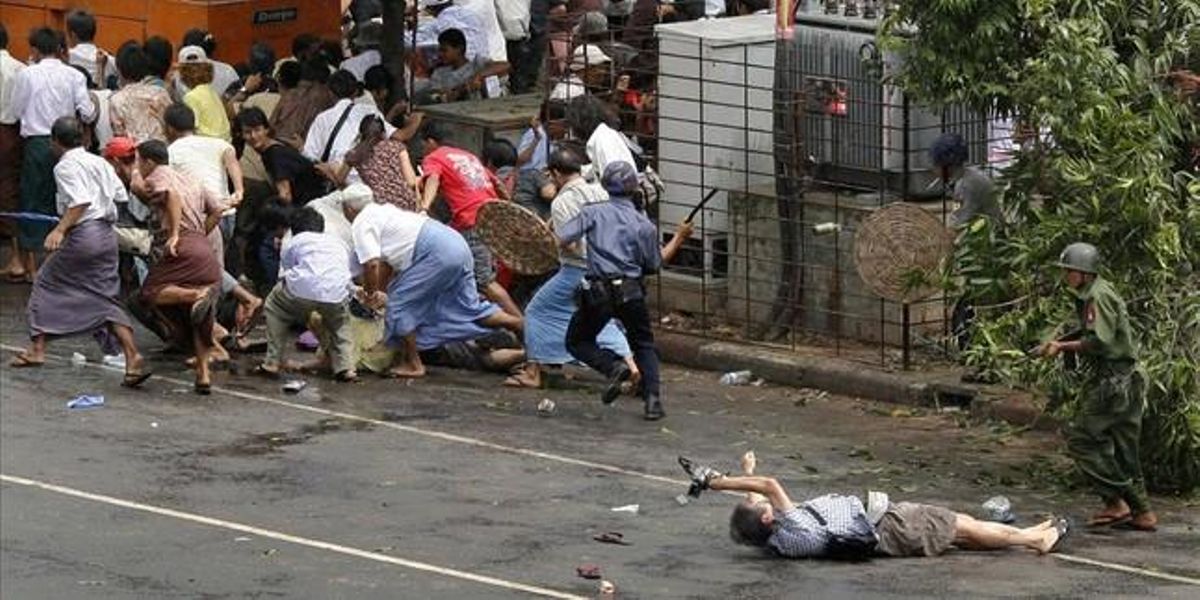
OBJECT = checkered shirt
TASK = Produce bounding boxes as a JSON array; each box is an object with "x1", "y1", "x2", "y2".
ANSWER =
[{"x1": 767, "y1": 494, "x2": 870, "y2": 558}]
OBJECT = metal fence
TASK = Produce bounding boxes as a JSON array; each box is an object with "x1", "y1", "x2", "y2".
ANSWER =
[{"x1": 541, "y1": 6, "x2": 1011, "y2": 369}]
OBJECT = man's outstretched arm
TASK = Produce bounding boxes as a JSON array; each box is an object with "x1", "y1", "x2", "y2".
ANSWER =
[{"x1": 709, "y1": 475, "x2": 796, "y2": 513}]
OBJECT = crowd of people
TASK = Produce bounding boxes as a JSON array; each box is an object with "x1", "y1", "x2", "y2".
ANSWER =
[
  {"x1": 0, "y1": 1, "x2": 1161, "y2": 566},
  {"x1": 0, "y1": 2, "x2": 704, "y2": 420}
]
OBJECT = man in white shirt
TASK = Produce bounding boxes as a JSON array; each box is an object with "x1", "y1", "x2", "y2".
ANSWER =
[
  {"x1": 303, "y1": 70, "x2": 394, "y2": 184},
  {"x1": 9, "y1": 26, "x2": 97, "y2": 280},
  {"x1": 11, "y1": 117, "x2": 150, "y2": 388},
  {"x1": 165, "y1": 103, "x2": 244, "y2": 208},
  {"x1": 66, "y1": 9, "x2": 118, "y2": 89},
  {"x1": 344, "y1": 193, "x2": 521, "y2": 378},
  {"x1": 0, "y1": 23, "x2": 28, "y2": 279},
  {"x1": 455, "y1": 0, "x2": 509, "y2": 63},
  {"x1": 164, "y1": 102, "x2": 267, "y2": 340},
  {"x1": 567, "y1": 95, "x2": 636, "y2": 181},
  {"x1": 416, "y1": 0, "x2": 506, "y2": 62},
  {"x1": 260, "y1": 207, "x2": 358, "y2": 381}
]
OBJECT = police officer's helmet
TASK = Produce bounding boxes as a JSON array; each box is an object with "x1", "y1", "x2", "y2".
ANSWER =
[
  {"x1": 1055, "y1": 242, "x2": 1100, "y2": 274},
  {"x1": 929, "y1": 133, "x2": 969, "y2": 168},
  {"x1": 601, "y1": 161, "x2": 639, "y2": 196}
]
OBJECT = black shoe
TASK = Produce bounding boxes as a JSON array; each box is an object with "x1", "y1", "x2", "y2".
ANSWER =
[
  {"x1": 601, "y1": 364, "x2": 632, "y2": 405},
  {"x1": 643, "y1": 395, "x2": 665, "y2": 420}
]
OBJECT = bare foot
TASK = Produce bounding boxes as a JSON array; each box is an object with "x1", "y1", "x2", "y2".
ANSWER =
[
  {"x1": 503, "y1": 364, "x2": 541, "y2": 388},
  {"x1": 387, "y1": 364, "x2": 426, "y2": 378},
  {"x1": 1036, "y1": 528, "x2": 1060, "y2": 555},
  {"x1": 740, "y1": 450, "x2": 757, "y2": 475}
]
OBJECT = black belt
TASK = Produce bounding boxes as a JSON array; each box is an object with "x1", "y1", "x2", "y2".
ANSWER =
[
  {"x1": 580, "y1": 276, "x2": 645, "y2": 305},
  {"x1": 585, "y1": 275, "x2": 641, "y2": 287}
]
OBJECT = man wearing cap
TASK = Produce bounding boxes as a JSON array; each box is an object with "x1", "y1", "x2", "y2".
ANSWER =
[
  {"x1": 8, "y1": 27, "x2": 97, "y2": 281},
  {"x1": 174, "y1": 29, "x2": 241, "y2": 100},
  {"x1": 929, "y1": 132, "x2": 999, "y2": 227},
  {"x1": 549, "y1": 44, "x2": 612, "y2": 102},
  {"x1": 177, "y1": 45, "x2": 232, "y2": 142},
  {"x1": 559, "y1": 161, "x2": 693, "y2": 420},
  {"x1": 1036, "y1": 242, "x2": 1157, "y2": 532},
  {"x1": 101, "y1": 137, "x2": 154, "y2": 257}
]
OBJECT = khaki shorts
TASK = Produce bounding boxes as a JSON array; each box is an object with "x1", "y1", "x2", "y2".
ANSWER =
[{"x1": 875, "y1": 502, "x2": 958, "y2": 557}]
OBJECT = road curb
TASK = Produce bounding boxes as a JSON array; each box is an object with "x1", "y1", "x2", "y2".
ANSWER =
[
  {"x1": 657, "y1": 331, "x2": 931, "y2": 404},
  {"x1": 656, "y1": 331, "x2": 1049, "y2": 429}
]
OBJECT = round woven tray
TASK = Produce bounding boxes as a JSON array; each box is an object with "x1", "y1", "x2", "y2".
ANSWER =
[
  {"x1": 854, "y1": 202, "x2": 954, "y2": 304},
  {"x1": 475, "y1": 201, "x2": 560, "y2": 276}
]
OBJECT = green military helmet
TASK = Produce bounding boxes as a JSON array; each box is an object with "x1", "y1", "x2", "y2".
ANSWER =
[{"x1": 1055, "y1": 242, "x2": 1100, "y2": 274}]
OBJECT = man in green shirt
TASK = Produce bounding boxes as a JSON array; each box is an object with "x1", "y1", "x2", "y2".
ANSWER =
[{"x1": 1037, "y1": 242, "x2": 1157, "y2": 532}]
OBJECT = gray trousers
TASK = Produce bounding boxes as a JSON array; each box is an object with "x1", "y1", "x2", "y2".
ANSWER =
[{"x1": 264, "y1": 283, "x2": 354, "y2": 374}]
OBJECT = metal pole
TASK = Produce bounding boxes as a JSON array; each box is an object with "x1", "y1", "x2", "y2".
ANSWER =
[{"x1": 902, "y1": 302, "x2": 911, "y2": 370}]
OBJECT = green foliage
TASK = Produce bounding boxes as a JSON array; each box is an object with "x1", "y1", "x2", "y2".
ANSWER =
[{"x1": 882, "y1": 1, "x2": 1200, "y2": 493}]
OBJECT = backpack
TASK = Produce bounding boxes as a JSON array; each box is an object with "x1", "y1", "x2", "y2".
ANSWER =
[{"x1": 803, "y1": 505, "x2": 878, "y2": 561}]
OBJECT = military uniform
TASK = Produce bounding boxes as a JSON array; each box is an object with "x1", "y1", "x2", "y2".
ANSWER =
[{"x1": 1063, "y1": 275, "x2": 1150, "y2": 515}]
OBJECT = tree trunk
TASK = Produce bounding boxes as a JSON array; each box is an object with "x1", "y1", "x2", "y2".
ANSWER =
[{"x1": 380, "y1": 0, "x2": 408, "y2": 106}]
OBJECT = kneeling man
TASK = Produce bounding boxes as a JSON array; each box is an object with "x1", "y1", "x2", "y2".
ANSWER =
[{"x1": 344, "y1": 194, "x2": 522, "y2": 378}]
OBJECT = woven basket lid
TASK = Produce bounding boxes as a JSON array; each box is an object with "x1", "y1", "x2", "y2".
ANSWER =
[
  {"x1": 475, "y1": 201, "x2": 560, "y2": 276},
  {"x1": 854, "y1": 202, "x2": 954, "y2": 303}
]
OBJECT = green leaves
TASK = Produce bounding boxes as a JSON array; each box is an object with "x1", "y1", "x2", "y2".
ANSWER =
[{"x1": 883, "y1": 0, "x2": 1200, "y2": 493}]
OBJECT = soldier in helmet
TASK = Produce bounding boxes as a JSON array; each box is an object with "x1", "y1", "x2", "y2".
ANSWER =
[
  {"x1": 929, "y1": 132, "x2": 1000, "y2": 227},
  {"x1": 1036, "y1": 242, "x2": 1157, "y2": 532}
]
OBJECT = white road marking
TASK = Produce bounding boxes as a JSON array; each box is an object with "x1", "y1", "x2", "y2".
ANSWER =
[
  {"x1": 0, "y1": 343, "x2": 688, "y2": 490},
  {"x1": 3, "y1": 345, "x2": 1198, "y2": 588},
  {"x1": 1052, "y1": 553, "x2": 1200, "y2": 586},
  {"x1": 0, "y1": 473, "x2": 588, "y2": 600}
]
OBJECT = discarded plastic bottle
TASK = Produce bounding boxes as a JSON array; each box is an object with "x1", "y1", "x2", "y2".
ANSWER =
[
  {"x1": 982, "y1": 495, "x2": 1016, "y2": 524},
  {"x1": 719, "y1": 370, "x2": 753, "y2": 386}
]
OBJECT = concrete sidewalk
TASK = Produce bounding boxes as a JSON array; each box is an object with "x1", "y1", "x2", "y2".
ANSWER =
[{"x1": 657, "y1": 330, "x2": 1048, "y2": 429}]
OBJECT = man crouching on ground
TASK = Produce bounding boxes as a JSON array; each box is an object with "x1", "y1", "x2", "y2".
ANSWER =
[{"x1": 684, "y1": 452, "x2": 1068, "y2": 559}]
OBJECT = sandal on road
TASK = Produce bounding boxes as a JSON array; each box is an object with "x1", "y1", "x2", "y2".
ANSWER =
[
  {"x1": 9, "y1": 353, "x2": 45, "y2": 368},
  {"x1": 121, "y1": 371, "x2": 153, "y2": 388},
  {"x1": 1087, "y1": 511, "x2": 1131, "y2": 527},
  {"x1": 1046, "y1": 517, "x2": 1071, "y2": 554}
]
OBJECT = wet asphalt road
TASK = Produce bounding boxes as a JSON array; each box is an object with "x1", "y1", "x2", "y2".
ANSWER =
[{"x1": 1, "y1": 288, "x2": 1197, "y2": 599}]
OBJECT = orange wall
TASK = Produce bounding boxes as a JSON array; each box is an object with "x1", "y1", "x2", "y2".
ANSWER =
[{"x1": 1, "y1": 1, "x2": 341, "y2": 68}]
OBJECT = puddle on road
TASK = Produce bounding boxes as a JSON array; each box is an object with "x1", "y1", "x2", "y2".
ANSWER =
[{"x1": 201, "y1": 418, "x2": 374, "y2": 457}]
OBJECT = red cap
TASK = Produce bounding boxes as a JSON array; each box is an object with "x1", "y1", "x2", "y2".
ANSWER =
[{"x1": 102, "y1": 137, "x2": 137, "y2": 160}]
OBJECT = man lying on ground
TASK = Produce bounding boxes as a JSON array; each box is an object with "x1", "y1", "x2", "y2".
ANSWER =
[{"x1": 681, "y1": 452, "x2": 1068, "y2": 559}]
